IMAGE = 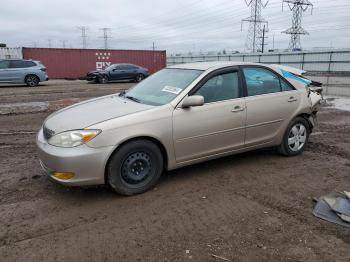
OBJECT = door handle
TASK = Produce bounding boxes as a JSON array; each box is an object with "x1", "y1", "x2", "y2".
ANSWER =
[
  {"x1": 231, "y1": 105, "x2": 245, "y2": 112},
  {"x1": 288, "y1": 96, "x2": 297, "y2": 102}
]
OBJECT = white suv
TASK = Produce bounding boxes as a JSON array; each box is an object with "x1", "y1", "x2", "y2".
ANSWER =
[{"x1": 0, "y1": 59, "x2": 48, "y2": 87}]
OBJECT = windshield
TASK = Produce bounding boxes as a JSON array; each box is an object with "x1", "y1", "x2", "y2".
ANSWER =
[{"x1": 123, "y1": 68, "x2": 203, "y2": 106}]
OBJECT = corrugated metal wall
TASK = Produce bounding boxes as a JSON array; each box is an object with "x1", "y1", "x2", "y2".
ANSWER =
[
  {"x1": 22, "y1": 48, "x2": 166, "y2": 79},
  {"x1": 0, "y1": 47, "x2": 22, "y2": 59},
  {"x1": 167, "y1": 49, "x2": 350, "y2": 73}
]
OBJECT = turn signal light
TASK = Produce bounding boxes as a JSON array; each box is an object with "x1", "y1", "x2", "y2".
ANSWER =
[{"x1": 51, "y1": 171, "x2": 75, "y2": 180}]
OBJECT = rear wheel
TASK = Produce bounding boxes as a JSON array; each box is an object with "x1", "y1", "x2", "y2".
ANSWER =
[
  {"x1": 278, "y1": 117, "x2": 310, "y2": 156},
  {"x1": 135, "y1": 74, "x2": 144, "y2": 82},
  {"x1": 25, "y1": 75, "x2": 39, "y2": 87},
  {"x1": 107, "y1": 139, "x2": 163, "y2": 195}
]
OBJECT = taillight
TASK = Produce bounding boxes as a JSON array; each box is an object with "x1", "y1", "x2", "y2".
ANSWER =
[{"x1": 40, "y1": 68, "x2": 46, "y2": 72}]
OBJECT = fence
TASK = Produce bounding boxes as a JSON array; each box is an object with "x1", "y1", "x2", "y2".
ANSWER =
[
  {"x1": 167, "y1": 49, "x2": 350, "y2": 73},
  {"x1": 0, "y1": 47, "x2": 22, "y2": 59}
]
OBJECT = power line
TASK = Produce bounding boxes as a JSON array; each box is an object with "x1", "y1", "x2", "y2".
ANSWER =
[
  {"x1": 99, "y1": 28, "x2": 112, "y2": 50},
  {"x1": 77, "y1": 26, "x2": 88, "y2": 49},
  {"x1": 241, "y1": 0, "x2": 269, "y2": 52},
  {"x1": 282, "y1": 0, "x2": 313, "y2": 50}
]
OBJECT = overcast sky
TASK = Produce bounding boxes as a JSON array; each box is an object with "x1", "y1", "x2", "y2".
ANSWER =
[{"x1": 1, "y1": 0, "x2": 349, "y2": 54}]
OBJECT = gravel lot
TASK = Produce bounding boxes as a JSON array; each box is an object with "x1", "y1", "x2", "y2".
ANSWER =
[{"x1": 0, "y1": 80, "x2": 349, "y2": 262}]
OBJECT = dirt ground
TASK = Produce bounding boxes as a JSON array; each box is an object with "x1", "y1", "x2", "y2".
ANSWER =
[{"x1": 0, "y1": 80, "x2": 349, "y2": 262}]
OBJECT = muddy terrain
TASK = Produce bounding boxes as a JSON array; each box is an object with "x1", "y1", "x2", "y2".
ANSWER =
[{"x1": 0, "y1": 80, "x2": 349, "y2": 262}]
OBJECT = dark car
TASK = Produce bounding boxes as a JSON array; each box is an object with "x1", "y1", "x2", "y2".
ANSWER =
[{"x1": 86, "y1": 63, "x2": 149, "y2": 84}]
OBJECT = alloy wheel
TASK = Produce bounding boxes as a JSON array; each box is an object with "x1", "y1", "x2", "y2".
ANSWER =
[{"x1": 288, "y1": 123, "x2": 307, "y2": 152}]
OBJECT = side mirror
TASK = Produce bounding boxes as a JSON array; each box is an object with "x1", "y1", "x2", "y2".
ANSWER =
[{"x1": 182, "y1": 95, "x2": 204, "y2": 108}]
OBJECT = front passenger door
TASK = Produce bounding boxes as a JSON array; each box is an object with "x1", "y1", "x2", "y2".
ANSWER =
[
  {"x1": 172, "y1": 69, "x2": 246, "y2": 163},
  {"x1": 0, "y1": 60, "x2": 10, "y2": 81},
  {"x1": 109, "y1": 65, "x2": 125, "y2": 80}
]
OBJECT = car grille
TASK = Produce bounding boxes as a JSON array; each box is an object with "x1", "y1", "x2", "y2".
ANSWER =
[{"x1": 43, "y1": 125, "x2": 55, "y2": 140}]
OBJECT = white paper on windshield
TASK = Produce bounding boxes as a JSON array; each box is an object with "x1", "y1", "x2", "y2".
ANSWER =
[{"x1": 161, "y1": 86, "x2": 182, "y2": 95}]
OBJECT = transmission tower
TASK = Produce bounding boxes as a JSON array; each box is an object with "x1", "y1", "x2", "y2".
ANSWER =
[
  {"x1": 77, "y1": 26, "x2": 88, "y2": 49},
  {"x1": 282, "y1": 0, "x2": 313, "y2": 50},
  {"x1": 241, "y1": 0, "x2": 269, "y2": 53},
  {"x1": 99, "y1": 28, "x2": 112, "y2": 50}
]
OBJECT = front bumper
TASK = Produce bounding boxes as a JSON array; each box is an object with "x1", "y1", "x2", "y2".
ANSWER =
[
  {"x1": 86, "y1": 75, "x2": 98, "y2": 81},
  {"x1": 36, "y1": 128, "x2": 116, "y2": 186}
]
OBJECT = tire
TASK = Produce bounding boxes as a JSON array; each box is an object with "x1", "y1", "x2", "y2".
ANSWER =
[
  {"x1": 25, "y1": 75, "x2": 40, "y2": 87},
  {"x1": 107, "y1": 139, "x2": 163, "y2": 195},
  {"x1": 135, "y1": 74, "x2": 144, "y2": 83},
  {"x1": 98, "y1": 75, "x2": 108, "y2": 84},
  {"x1": 278, "y1": 117, "x2": 310, "y2": 156}
]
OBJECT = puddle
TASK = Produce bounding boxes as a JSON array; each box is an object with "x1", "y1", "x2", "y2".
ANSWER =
[
  {"x1": 0, "y1": 102, "x2": 48, "y2": 115},
  {"x1": 0, "y1": 98, "x2": 83, "y2": 115},
  {"x1": 323, "y1": 97, "x2": 350, "y2": 112}
]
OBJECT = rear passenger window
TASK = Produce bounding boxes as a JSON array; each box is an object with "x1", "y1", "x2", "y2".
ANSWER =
[
  {"x1": 24, "y1": 61, "x2": 36, "y2": 67},
  {"x1": 280, "y1": 78, "x2": 294, "y2": 91},
  {"x1": 243, "y1": 67, "x2": 294, "y2": 96},
  {"x1": 9, "y1": 60, "x2": 26, "y2": 68}
]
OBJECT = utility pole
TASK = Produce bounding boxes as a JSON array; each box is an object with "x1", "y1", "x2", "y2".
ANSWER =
[
  {"x1": 241, "y1": 0, "x2": 269, "y2": 53},
  {"x1": 77, "y1": 26, "x2": 88, "y2": 49},
  {"x1": 60, "y1": 40, "x2": 66, "y2": 48},
  {"x1": 282, "y1": 0, "x2": 313, "y2": 51},
  {"x1": 99, "y1": 28, "x2": 112, "y2": 50},
  {"x1": 152, "y1": 42, "x2": 155, "y2": 51},
  {"x1": 261, "y1": 25, "x2": 267, "y2": 53},
  {"x1": 47, "y1": 39, "x2": 52, "y2": 48}
]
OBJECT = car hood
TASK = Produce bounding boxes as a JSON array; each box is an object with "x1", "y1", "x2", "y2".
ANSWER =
[{"x1": 44, "y1": 94, "x2": 154, "y2": 134}]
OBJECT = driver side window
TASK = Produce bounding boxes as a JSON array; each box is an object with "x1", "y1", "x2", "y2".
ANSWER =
[{"x1": 193, "y1": 71, "x2": 240, "y2": 103}]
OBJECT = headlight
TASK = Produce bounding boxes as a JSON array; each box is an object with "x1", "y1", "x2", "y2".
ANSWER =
[{"x1": 48, "y1": 129, "x2": 101, "y2": 148}]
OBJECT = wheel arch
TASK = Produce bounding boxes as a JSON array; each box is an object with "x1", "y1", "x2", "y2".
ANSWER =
[
  {"x1": 24, "y1": 73, "x2": 40, "y2": 82},
  {"x1": 104, "y1": 136, "x2": 169, "y2": 184},
  {"x1": 295, "y1": 113, "x2": 314, "y2": 132}
]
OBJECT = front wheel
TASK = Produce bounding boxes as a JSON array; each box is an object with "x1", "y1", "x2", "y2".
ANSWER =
[
  {"x1": 25, "y1": 75, "x2": 39, "y2": 87},
  {"x1": 278, "y1": 117, "x2": 310, "y2": 156},
  {"x1": 107, "y1": 139, "x2": 163, "y2": 195},
  {"x1": 98, "y1": 75, "x2": 108, "y2": 84}
]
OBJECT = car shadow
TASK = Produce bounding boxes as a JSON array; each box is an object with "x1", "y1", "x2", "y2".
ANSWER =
[{"x1": 44, "y1": 148, "x2": 280, "y2": 200}]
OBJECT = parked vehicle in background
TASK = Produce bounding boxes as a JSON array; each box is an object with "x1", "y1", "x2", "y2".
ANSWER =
[
  {"x1": 0, "y1": 59, "x2": 48, "y2": 87},
  {"x1": 86, "y1": 63, "x2": 149, "y2": 84},
  {"x1": 37, "y1": 61, "x2": 323, "y2": 196}
]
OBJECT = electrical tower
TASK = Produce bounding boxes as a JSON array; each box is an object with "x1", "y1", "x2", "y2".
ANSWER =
[
  {"x1": 241, "y1": 0, "x2": 269, "y2": 53},
  {"x1": 282, "y1": 0, "x2": 313, "y2": 50},
  {"x1": 77, "y1": 26, "x2": 88, "y2": 48},
  {"x1": 99, "y1": 28, "x2": 112, "y2": 50}
]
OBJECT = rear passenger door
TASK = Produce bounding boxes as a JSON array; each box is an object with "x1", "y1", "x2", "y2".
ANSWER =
[
  {"x1": 124, "y1": 65, "x2": 138, "y2": 79},
  {"x1": 241, "y1": 66, "x2": 301, "y2": 147},
  {"x1": 8, "y1": 60, "x2": 26, "y2": 81}
]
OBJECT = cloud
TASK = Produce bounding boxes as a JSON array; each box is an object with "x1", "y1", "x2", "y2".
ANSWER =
[{"x1": 0, "y1": 0, "x2": 349, "y2": 53}]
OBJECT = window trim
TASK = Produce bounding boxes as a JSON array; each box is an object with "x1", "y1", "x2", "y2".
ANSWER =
[
  {"x1": 239, "y1": 65, "x2": 296, "y2": 98},
  {"x1": 187, "y1": 66, "x2": 244, "y2": 104}
]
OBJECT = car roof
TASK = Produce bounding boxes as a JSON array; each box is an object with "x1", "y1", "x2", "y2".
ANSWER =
[
  {"x1": 167, "y1": 61, "x2": 262, "y2": 71},
  {"x1": 0, "y1": 58, "x2": 35, "y2": 62}
]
